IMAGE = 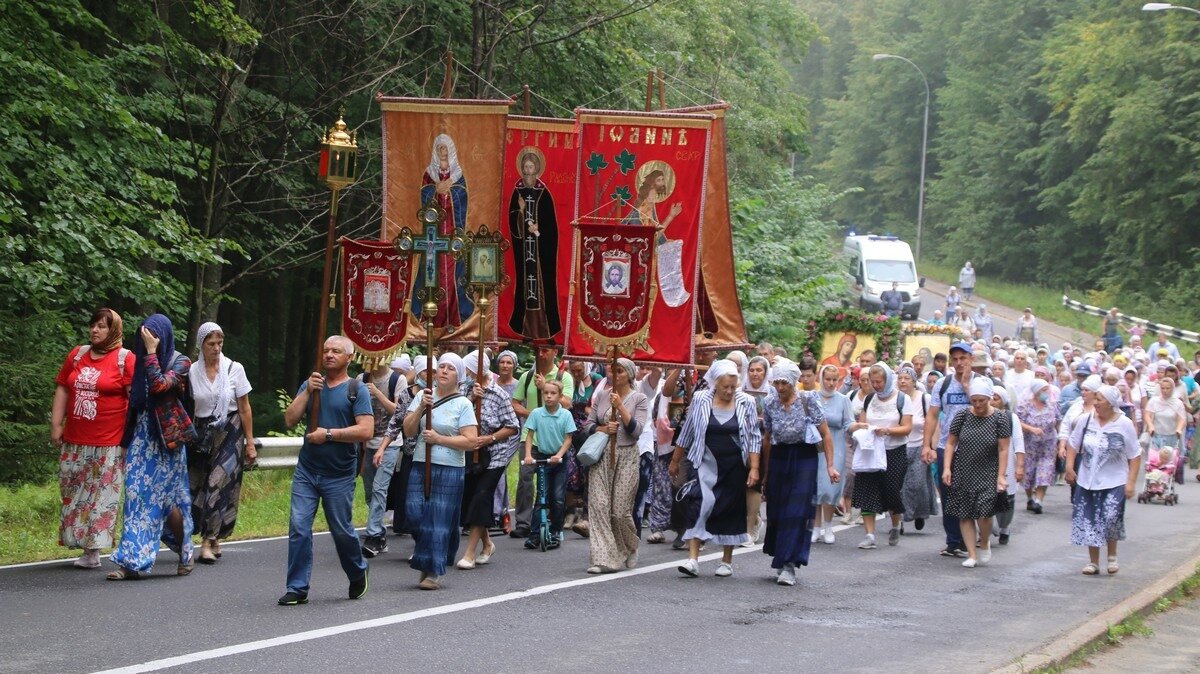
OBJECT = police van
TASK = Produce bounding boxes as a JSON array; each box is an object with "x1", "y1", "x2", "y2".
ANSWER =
[{"x1": 843, "y1": 234, "x2": 922, "y2": 319}]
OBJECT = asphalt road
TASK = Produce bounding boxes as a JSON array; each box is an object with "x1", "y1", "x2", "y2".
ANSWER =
[
  {"x1": 3, "y1": 473, "x2": 1198, "y2": 673},
  {"x1": 917, "y1": 278, "x2": 1096, "y2": 349}
]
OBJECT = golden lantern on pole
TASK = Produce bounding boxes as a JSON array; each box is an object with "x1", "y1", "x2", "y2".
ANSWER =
[{"x1": 309, "y1": 112, "x2": 360, "y2": 424}]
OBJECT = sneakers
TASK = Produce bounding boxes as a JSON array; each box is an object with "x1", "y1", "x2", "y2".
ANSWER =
[
  {"x1": 348, "y1": 569, "x2": 368, "y2": 600},
  {"x1": 715, "y1": 562, "x2": 733, "y2": 577},
  {"x1": 822, "y1": 528, "x2": 835, "y2": 545},
  {"x1": 888, "y1": 528, "x2": 900, "y2": 546},
  {"x1": 914, "y1": 518, "x2": 925, "y2": 531},
  {"x1": 361, "y1": 536, "x2": 388, "y2": 558},
  {"x1": 277, "y1": 591, "x2": 308, "y2": 606},
  {"x1": 678, "y1": 559, "x2": 699, "y2": 577},
  {"x1": 979, "y1": 548, "x2": 992, "y2": 565},
  {"x1": 857, "y1": 534, "x2": 877, "y2": 550},
  {"x1": 547, "y1": 533, "x2": 562, "y2": 550},
  {"x1": 962, "y1": 557, "x2": 977, "y2": 568},
  {"x1": 1031, "y1": 501, "x2": 1044, "y2": 515},
  {"x1": 840, "y1": 511, "x2": 854, "y2": 525},
  {"x1": 998, "y1": 533, "x2": 1010, "y2": 546},
  {"x1": 776, "y1": 564, "x2": 796, "y2": 586},
  {"x1": 940, "y1": 545, "x2": 966, "y2": 558},
  {"x1": 646, "y1": 531, "x2": 665, "y2": 544},
  {"x1": 812, "y1": 528, "x2": 822, "y2": 543}
]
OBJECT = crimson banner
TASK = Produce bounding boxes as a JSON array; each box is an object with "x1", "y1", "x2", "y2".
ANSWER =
[
  {"x1": 573, "y1": 223, "x2": 658, "y2": 353},
  {"x1": 496, "y1": 116, "x2": 578, "y2": 345},
  {"x1": 564, "y1": 109, "x2": 714, "y2": 366},
  {"x1": 340, "y1": 237, "x2": 412, "y2": 365}
]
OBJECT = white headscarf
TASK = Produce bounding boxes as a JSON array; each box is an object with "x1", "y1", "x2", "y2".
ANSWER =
[
  {"x1": 390, "y1": 354, "x2": 412, "y2": 370},
  {"x1": 1096, "y1": 384, "x2": 1122, "y2": 409},
  {"x1": 705, "y1": 359, "x2": 739, "y2": 388},
  {"x1": 412, "y1": 355, "x2": 429, "y2": 387},
  {"x1": 744, "y1": 355, "x2": 772, "y2": 395},
  {"x1": 190, "y1": 322, "x2": 232, "y2": 416},
  {"x1": 437, "y1": 352, "x2": 465, "y2": 386},
  {"x1": 769, "y1": 359, "x2": 801, "y2": 387},
  {"x1": 1082, "y1": 374, "x2": 1103, "y2": 392},
  {"x1": 464, "y1": 350, "x2": 490, "y2": 376},
  {"x1": 725, "y1": 350, "x2": 749, "y2": 377},
  {"x1": 427, "y1": 133, "x2": 463, "y2": 183},
  {"x1": 993, "y1": 385, "x2": 1010, "y2": 408},
  {"x1": 968, "y1": 377, "x2": 994, "y2": 399}
]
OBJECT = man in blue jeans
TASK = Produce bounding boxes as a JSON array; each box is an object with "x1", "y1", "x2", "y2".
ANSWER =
[
  {"x1": 922, "y1": 341, "x2": 980, "y2": 558},
  {"x1": 280, "y1": 336, "x2": 374, "y2": 605}
]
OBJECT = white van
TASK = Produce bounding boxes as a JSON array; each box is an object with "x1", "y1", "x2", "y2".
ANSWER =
[{"x1": 843, "y1": 235, "x2": 922, "y2": 319}]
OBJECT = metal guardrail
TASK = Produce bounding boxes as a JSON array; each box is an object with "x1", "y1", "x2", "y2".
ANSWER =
[
  {"x1": 1062, "y1": 295, "x2": 1199, "y2": 345},
  {"x1": 252, "y1": 436, "x2": 303, "y2": 470}
]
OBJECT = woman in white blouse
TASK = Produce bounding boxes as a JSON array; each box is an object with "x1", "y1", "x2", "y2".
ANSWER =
[
  {"x1": 187, "y1": 322, "x2": 255, "y2": 564},
  {"x1": 1066, "y1": 385, "x2": 1142, "y2": 576}
]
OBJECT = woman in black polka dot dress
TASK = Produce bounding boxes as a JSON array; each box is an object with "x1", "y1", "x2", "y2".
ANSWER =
[{"x1": 943, "y1": 377, "x2": 1011, "y2": 568}]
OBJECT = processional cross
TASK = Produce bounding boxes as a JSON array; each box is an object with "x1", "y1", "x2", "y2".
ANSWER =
[{"x1": 393, "y1": 202, "x2": 462, "y2": 499}]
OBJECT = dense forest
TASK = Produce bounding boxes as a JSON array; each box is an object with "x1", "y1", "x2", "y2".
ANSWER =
[
  {"x1": 796, "y1": 0, "x2": 1200, "y2": 327},
  {"x1": 1, "y1": 0, "x2": 846, "y2": 480}
]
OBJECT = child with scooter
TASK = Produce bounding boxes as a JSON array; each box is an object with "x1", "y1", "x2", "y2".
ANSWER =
[{"x1": 522, "y1": 380, "x2": 576, "y2": 550}]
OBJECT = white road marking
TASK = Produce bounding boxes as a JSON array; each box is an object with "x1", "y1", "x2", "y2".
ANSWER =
[{"x1": 91, "y1": 518, "x2": 880, "y2": 673}]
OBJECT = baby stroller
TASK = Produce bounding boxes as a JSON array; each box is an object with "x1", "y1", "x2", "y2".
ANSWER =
[{"x1": 1138, "y1": 446, "x2": 1180, "y2": 506}]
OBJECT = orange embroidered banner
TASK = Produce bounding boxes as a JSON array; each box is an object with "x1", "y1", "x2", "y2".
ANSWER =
[
  {"x1": 564, "y1": 109, "x2": 714, "y2": 366},
  {"x1": 377, "y1": 95, "x2": 512, "y2": 343}
]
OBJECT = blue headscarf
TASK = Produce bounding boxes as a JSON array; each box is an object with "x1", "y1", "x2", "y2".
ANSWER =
[
  {"x1": 870, "y1": 362, "x2": 897, "y2": 398},
  {"x1": 130, "y1": 313, "x2": 177, "y2": 411}
]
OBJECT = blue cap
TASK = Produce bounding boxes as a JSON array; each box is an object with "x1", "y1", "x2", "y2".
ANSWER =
[{"x1": 949, "y1": 341, "x2": 972, "y2": 355}]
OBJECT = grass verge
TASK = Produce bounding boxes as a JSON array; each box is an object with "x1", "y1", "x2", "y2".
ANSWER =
[
  {"x1": 919, "y1": 261, "x2": 1102, "y2": 338},
  {"x1": 0, "y1": 469, "x2": 367, "y2": 566},
  {"x1": 1030, "y1": 563, "x2": 1200, "y2": 673}
]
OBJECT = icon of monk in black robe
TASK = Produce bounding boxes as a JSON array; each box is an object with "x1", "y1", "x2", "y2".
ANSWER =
[{"x1": 508, "y1": 148, "x2": 561, "y2": 340}]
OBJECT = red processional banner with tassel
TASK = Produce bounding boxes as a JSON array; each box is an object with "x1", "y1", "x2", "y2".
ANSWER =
[
  {"x1": 564, "y1": 109, "x2": 714, "y2": 366},
  {"x1": 496, "y1": 116, "x2": 578, "y2": 346},
  {"x1": 340, "y1": 237, "x2": 413, "y2": 365}
]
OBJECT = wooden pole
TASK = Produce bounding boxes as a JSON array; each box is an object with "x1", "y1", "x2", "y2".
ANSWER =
[
  {"x1": 423, "y1": 301, "x2": 437, "y2": 500},
  {"x1": 474, "y1": 290, "x2": 489, "y2": 465},
  {"x1": 607, "y1": 346, "x2": 619, "y2": 469},
  {"x1": 522, "y1": 85, "x2": 531, "y2": 116},
  {"x1": 657, "y1": 67, "x2": 667, "y2": 110},
  {"x1": 644, "y1": 69, "x2": 655, "y2": 112},
  {"x1": 441, "y1": 50, "x2": 455, "y2": 99},
  {"x1": 308, "y1": 186, "x2": 341, "y2": 425}
]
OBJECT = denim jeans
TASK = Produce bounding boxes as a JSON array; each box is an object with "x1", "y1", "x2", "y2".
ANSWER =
[
  {"x1": 363, "y1": 439, "x2": 399, "y2": 538},
  {"x1": 935, "y1": 446, "x2": 963, "y2": 548},
  {"x1": 286, "y1": 464, "x2": 367, "y2": 595}
]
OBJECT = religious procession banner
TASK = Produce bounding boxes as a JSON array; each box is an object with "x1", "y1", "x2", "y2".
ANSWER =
[
  {"x1": 377, "y1": 94, "x2": 512, "y2": 343},
  {"x1": 565, "y1": 109, "x2": 714, "y2": 366},
  {"x1": 668, "y1": 103, "x2": 750, "y2": 351},
  {"x1": 339, "y1": 237, "x2": 412, "y2": 367},
  {"x1": 496, "y1": 116, "x2": 578, "y2": 346}
]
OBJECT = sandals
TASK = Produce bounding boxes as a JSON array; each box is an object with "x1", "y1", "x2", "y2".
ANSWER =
[
  {"x1": 1107, "y1": 557, "x2": 1119, "y2": 575},
  {"x1": 106, "y1": 567, "x2": 142, "y2": 581},
  {"x1": 1081, "y1": 563, "x2": 1100, "y2": 576},
  {"x1": 177, "y1": 562, "x2": 195, "y2": 576}
]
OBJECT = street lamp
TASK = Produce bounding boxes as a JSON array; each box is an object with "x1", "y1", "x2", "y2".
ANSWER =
[
  {"x1": 1143, "y1": 3, "x2": 1200, "y2": 15},
  {"x1": 874, "y1": 53, "x2": 930, "y2": 265}
]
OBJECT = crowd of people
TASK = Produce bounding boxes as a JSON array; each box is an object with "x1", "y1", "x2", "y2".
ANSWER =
[{"x1": 47, "y1": 303, "x2": 1196, "y2": 603}]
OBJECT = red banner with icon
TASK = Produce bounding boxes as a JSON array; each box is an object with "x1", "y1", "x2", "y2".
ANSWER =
[
  {"x1": 564, "y1": 109, "x2": 714, "y2": 366},
  {"x1": 340, "y1": 237, "x2": 412, "y2": 364}
]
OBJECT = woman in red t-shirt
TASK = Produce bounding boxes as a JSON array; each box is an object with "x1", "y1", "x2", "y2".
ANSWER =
[{"x1": 51, "y1": 308, "x2": 132, "y2": 569}]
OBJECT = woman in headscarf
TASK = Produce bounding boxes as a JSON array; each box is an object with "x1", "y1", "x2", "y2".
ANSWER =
[
  {"x1": 495, "y1": 350, "x2": 520, "y2": 397},
  {"x1": 52, "y1": 308, "x2": 132, "y2": 569},
  {"x1": 586, "y1": 357, "x2": 649, "y2": 574},
  {"x1": 897, "y1": 366, "x2": 937, "y2": 531},
  {"x1": 108, "y1": 314, "x2": 195, "y2": 580},
  {"x1": 847, "y1": 363, "x2": 914, "y2": 549},
  {"x1": 991, "y1": 386, "x2": 1025, "y2": 545},
  {"x1": 1066, "y1": 385, "x2": 1141, "y2": 575},
  {"x1": 945, "y1": 286, "x2": 962, "y2": 318},
  {"x1": 725, "y1": 350, "x2": 749, "y2": 380},
  {"x1": 1016, "y1": 308, "x2": 1039, "y2": 345},
  {"x1": 814, "y1": 364, "x2": 853, "y2": 543},
  {"x1": 974, "y1": 304, "x2": 995, "y2": 344},
  {"x1": 1145, "y1": 376, "x2": 1186, "y2": 456},
  {"x1": 760, "y1": 357, "x2": 838, "y2": 586},
  {"x1": 382, "y1": 353, "x2": 426, "y2": 535},
  {"x1": 841, "y1": 367, "x2": 873, "y2": 526},
  {"x1": 187, "y1": 322, "x2": 256, "y2": 564},
  {"x1": 402, "y1": 353, "x2": 478, "y2": 590},
  {"x1": 942, "y1": 377, "x2": 1011, "y2": 568},
  {"x1": 744, "y1": 355, "x2": 772, "y2": 403},
  {"x1": 1059, "y1": 374, "x2": 1102, "y2": 498},
  {"x1": 950, "y1": 307, "x2": 975, "y2": 335},
  {"x1": 456, "y1": 351, "x2": 519, "y2": 569},
  {"x1": 1016, "y1": 378, "x2": 1060, "y2": 515},
  {"x1": 673, "y1": 359, "x2": 762, "y2": 578}
]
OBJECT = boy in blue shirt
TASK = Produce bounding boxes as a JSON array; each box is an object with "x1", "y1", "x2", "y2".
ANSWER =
[{"x1": 522, "y1": 380, "x2": 576, "y2": 549}]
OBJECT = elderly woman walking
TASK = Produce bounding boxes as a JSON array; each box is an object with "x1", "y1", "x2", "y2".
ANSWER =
[
  {"x1": 672, "y1": 360, "x2": 762, "y2": 578},
  {"x1": 942, "y1": 377, "x2": 1011, "y2": 568},
  {"x1": 403, "y1": 353, "x2": 478, "y2": 590},
  {"x1": 814, "y1": 364, "x2": 852, "y2": 543},
  {"x1": 1066, "y1": 385, "x2": 1142, "y2": 575},
  {"x1": 585, "y1": 358, "x2": 649, "y2": 574},
  {"x1": 108, "y1": 314, "x2": 196, "y2": 580},
  {"x1": 897, "y1": 366, "x2": 937, "y2": 530},
  {"x1": 52, "y1": 308, "x2": 132, "y2": 569},
  {"x1": 1017, "y1": 378, "x2": 1060, "y2": 515},
  {"x1": 761, "y1": 358, "x2": 839, "y2": 586},
  {"x1": 187, "y1": 322, "x2": 256, "y2": 564}
]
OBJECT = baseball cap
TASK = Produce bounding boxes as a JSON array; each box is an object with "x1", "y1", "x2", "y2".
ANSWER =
[
  {"x1": 950, "y1": 341, "x2": 972, "y2": 355},
  {"x1": 1074, "y1": 361, "x2": 1091, "y2": 375}
]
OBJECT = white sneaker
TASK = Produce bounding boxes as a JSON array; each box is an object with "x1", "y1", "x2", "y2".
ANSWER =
[
  {"x1": 857, "y1": 534, "x2": 877, "y2": 550},
  {"x1": 812, "y1": 528, "x2": 822, "y2": 543},
  {"x1": 777, "y1": 564, "x2": 796, "y2": 586},
  {"x1": 678, "y1": 559, "x2": 699, "y2": 577},
  {"x1": 962, "y1": 557, "x2": 977, "y2": 568},
  {"x1": 715, "y1": 562, "x2": 733, "y2": 577},
  {"x1": 822, "y1": 529, "x2": 835, "y2": 545},
  {"x1": 979, "y1": 548, "x2": 992, "y2": 565}
]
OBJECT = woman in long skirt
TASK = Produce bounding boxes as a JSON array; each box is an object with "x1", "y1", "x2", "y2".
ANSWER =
[
  {"x1": 402, "y1": 353, "x2": 478, "y2": 590},
  {"x1": 897, "y1": 367, "x2": 938, "y2": 528},
  {"x1": 108, "y1": 314, "x2": 195, "y2": 580},
  {"x1": 814, "y1": 365, "x2": 852, "y2": 543},
  {"x1": 1066, "y1": 385, "x2": 1142, "y2": 576},
  {"x1": 762, "y1": 358, "x2": 839, "y2": 586},
  {"x1": 187, "y1": 322, "x2": 256, "y2": 564},
  {"x1": 671, "y1": 360, "x2": 762, "y2": 578}
]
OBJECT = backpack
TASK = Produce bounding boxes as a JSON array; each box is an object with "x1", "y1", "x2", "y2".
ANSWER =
[
  {"x1": 359, "y1": 371, "x2": 400, "y2": 403},
  {"x1": 73, "y1": 344, "x2": 131, "y2": 378}
]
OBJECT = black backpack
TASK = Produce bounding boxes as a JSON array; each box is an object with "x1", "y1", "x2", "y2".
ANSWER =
[{"x1": 863, "y1": 390, "x2": 909, "y2": 419}]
